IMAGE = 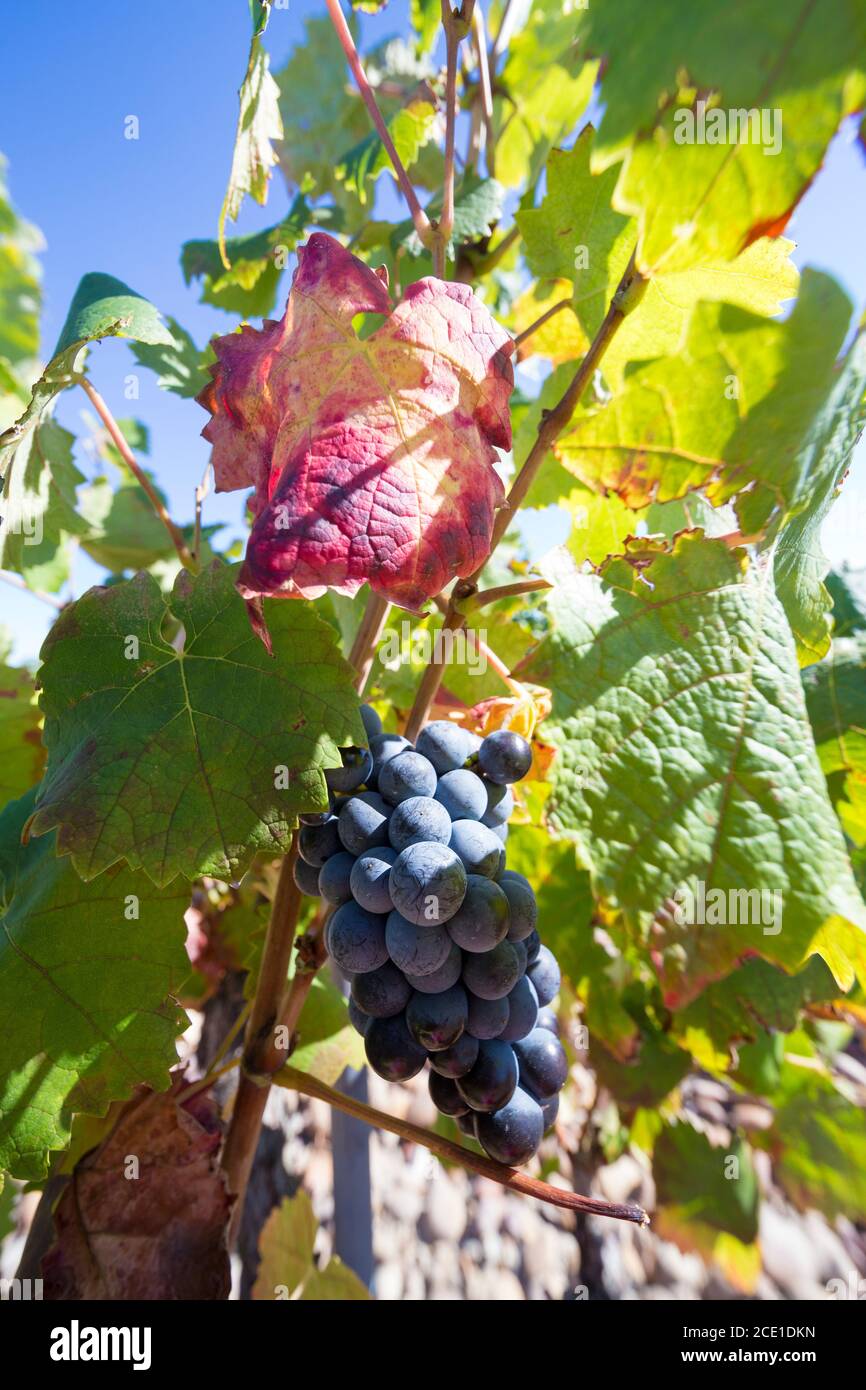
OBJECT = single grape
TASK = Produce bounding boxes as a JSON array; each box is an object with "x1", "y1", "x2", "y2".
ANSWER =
[
  {"x1": 318, "y1": 850, "x2": 356, "y2": 906},
  {"x1": 449, "y1": 819, "x2": 502, "y2": 878},
  {"x1": 447, "y1": 875, "x2": 510, "y2": 953},
  {"x1": 500, "y1": 876, "x2": 537, "y2": 942},
  {"x1": 481, "y1": 781, "x2": 514, "y2": 828},
  {"x1": 429, "y1": 1031, "x2": 479, "y2": 1078},
  {"x1": 498, "y1": 976, "x2": 539, "y2": 1043},
  {"x1": 416, "y1": 720, "x2": 478, "y2": 774},
  {"x1": 293, "y1": 855, "x2": 322, "y2": 897},
  {"x1": 456, "y1": 1039, "x2": 519, "y2": 1113},
  {"x1": 299, "y1": 810, "x2": 330, "y2": 827},
  {"x1": 327, "y1": 901, "x2": 388, "y2": 974},
  {"x1": 499, "y1": 868, "x2": 532, "y2": 892},
  {"x1": 368, "y1": 731, "x2": 411, "y2": 784},
  {"x1": 537, "y1": 1007, "x2": 559, "y2": 1036},
  {"x1": 492, "y1": 823, "x2": 509, "y2": 844},
  {"x1": 524, "y1": 928, "x2": 541, "y2": 963},
  {"x1": 298, "y1": 815, "x2": 342, "y2": 867},
  {"x1": 478, "y1": 730, "x2": 532, "y2": 785},
  {"x1": 466, "y1": 990, "x2": 509, "y2": 1040},
  {"x1": 404, "y1": 940, "x2": 463, "y2": 994},
  {"x1": 434, "y1": 769, "x2": 488, "y2": 821},
  {"x1": 388, "y1": 795, "x2": 452, "y2": 851},
  {"x1": 406, "y1": 984, "x2": 468, "y2": 1051},
  {"x1": 365, "y1": 1013, "x2": 427, "y2": 1081},
  {"x1": 325, "y1": 745, "x2": 374, "y2": 795},
  {"x1": 337, "y1": 791, "x2": 390, "y2": 856},
  {"x1": 389, "y1": 841, "x2": 467, "y2": 925},
  {"x1": 348, "y1": 997, "x2": 372, "y2": 1037},
  {"x1": 456, "y1": 1111, "x2": 477, "y2": 1138},
  {"x1": 541, "y1": 1093, "x2": 559, "y2": 1131},
  {"x1": 513, "y1": 1027, "x2": 568, "y2": 1101},
  {"x1": 511, "y1": 940, "x2": 528, "y2": 976},
  {"x1": 385, "y1": 910, "x2": 452, "y2": 977},
  {"x1": 475, "y1": 1087, "x2": 544, "y2": 1165},
  {"x1": 429, "y1": 1070, "x2": 469, "y2": 1118},
  {"x1": 378, "y1": 750, "x2": 437, "y2": 805},
  {"x1": 351, "y1": 960, "x2": 411, "y2": 1018},
  {"x1": 350, "y1": 846, "x2": 397, "y2": 914},
  {"x1": 360, "y1": 703, "x2": 383, "y2": 740},
  {"x1": 527, "y1": 944, "x2": 561, "y2": 1006},
  {"x1": 462, "y1": 939, "x2": 522, "y2": 1000}
]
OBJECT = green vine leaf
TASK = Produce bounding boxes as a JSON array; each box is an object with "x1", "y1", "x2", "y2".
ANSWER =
[
  {"x1": 252, "y1": 1191, "x2": 369, "y2": 1299},
  {"x1": 771, "y1": 1058, "x2": 866, "y2": 1223},
  {"x1": 0, "y1": 788, "x2": 189, "y2": 1180},
  {"x1": 521, "y1": 534, "x2": 866, "y2": 1006},
  {"x1": 290, "y1": 975, "x2": 365, "y2": 1087},
  {"x1": 803, "y1": 631, "x2": 866, "y2": 846},
  {"x1": 0, "y1": 418, "x2": 88, "y2": 592},
  {"x1": 218, "y1": 0, "x2": 284, "y2": 268},
  {"x1": 29, "y1": 560, "x2": 366, "y2": 885},
  {"x1": 584, "y1": 0, "x2": 866, "y2": 271},
  {"x1": 654, "y1": 1122, "x2": 759, "y2": 1244},
  {"x1": 129, "y1": 317, "x2": 213, "y2": 399},
  {"x1": 0, "y1": 661, "x2": 44, "y2": 804},
  {"x1": 771, "y1": 331, "x2": 866, "y2": 666}
]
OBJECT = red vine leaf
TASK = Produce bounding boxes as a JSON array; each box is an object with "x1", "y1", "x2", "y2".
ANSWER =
[
  {"x1": 197, "y1": 233, "x2": 514, "y2": 610},
  {"x1": 42, "y1": 1080, "x2": 232, "y2": 1300}
]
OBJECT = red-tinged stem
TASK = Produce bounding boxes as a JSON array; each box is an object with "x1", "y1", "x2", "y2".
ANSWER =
[
  {"x1": 324, "y1": 0, "x2": 431, "y2": 248},
  {"x1": 436, "y1": 0, "x2": 476, "y2": 277},
  {"x1": 278, "y1": 1066, "x2": 649, "y2": 1226},
  {"x1": 80, "y1": 378, "x2": 196, "y2": 571},
  {"x1": 0, "y1": 569, "x2": 66, "y2": 611},
  {"x1": 348, "y1": 591, "x2": 390, "y2": 692},
  {"x1": 467, "y1": 578, "x2": 552, "y2": 609},
  {"x1": 404, "y1": 248, "x2": 643, "y2": 735},
  {"x1": 514, "y1": 297, "x2": 572, "y2": 351},
  {"x1": 473, "y1": 4, "x2": 496, "y2": 179},
  {"x1": 490, "y1": 0, "x2": 518, "y2": 66}
]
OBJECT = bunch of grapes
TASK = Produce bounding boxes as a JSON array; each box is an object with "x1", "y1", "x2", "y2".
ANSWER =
[{"x1": 293, "y1": 708, "x2": 568, "y2": 1167}]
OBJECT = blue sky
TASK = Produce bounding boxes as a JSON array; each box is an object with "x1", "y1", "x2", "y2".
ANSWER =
[{"x1": 2, "y1": 0, "x2": 865, "y2": 662}]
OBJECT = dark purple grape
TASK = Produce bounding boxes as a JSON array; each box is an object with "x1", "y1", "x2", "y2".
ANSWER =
[
  {"x1": 541, "y1": 1093, "x2": 559, "y2": 1131},
  {"x1": 527, "y1": 944, "x2": 561, "y2": 1006},
  {"x1": 350, "y1": 846, "x2": 396, "y2": 913},
  {"x1": 466, "y1": 990, "x2": 509, "y2": 1040},
  {"x1": 449, "y1": 819, "x2": 502, "y2": 878},
  {"x1": 462, "y1": 940, "x2": 522, "y2": 1000},
  {"x1": 429, "y1": 1032, "x2": 479, "y2": 1078},
  {"x1": 406, "y1": 984, "x2": 468, "y2": 1051},
  {"x1": 537, "y1": 1007, "x2": 559, "y2": 1036},
  {"x1": 513, "y1": 1027, "x2": 568, "y2": 1101},
  {"x1": 293, "y1": 855, "x2": 322, "y2": 896},
  {"x1": 365, "y1": 1013, "x2": 427, "y2": 1081},
  {"x1": 299, "y1": 810, "x2": 330, "y2": 826},
  {"x1": 328, "y1": 902, "x2": 388, "y2": 974},
  {"x1": 446, "y1": 875, "x2": 510, "y2": 953},
  {"x1": 500, "y1": 869, "x2": 532, "y2": 892},
  {"x1": 326, "y1": 745, "x2": 374, "y2": 795},
  {"x1": 475, "y1": 1087, "x2": 543, "y2": 1165},
  {"x1": 298, "y1": 815, "x2": 342, "y2": 867},
  {"x1": 351, "y1": 961, "x2": 411, "y2": 1018},
  {"x1": 429, "y1": 1070, "x2": 469, "y2": 1117},
  {"x1": 385, "y1": 910, "x2": 452, "y2": 977},
  {"x1": 388, "y1": 795, "x2": 452, "y2": 851},
  {"x1": 318, "y1": 850, "x2": 356, "y2": 906},
  {"x1": 481, "y1": 781, "x2": 514, "y2": 827},
  {"x1": 360, "y1": 703, "x2": 383, "y2": 740},
  {"x1": 478, "y1": 730, "x2": 532, "y2": 785},
  {"x1": 435, "y1": 769, "x2": 488, "y2": 821},
  {"x1": 416, "y1": 720, "x2": 478, "y2": 774},
  {"x1": 524, "y1": 928, "x2": 541, "y2": 963},
  {"x1": 404, "y1": 940, "x2": 463, "y2": 994},
  {"x1": 378, "y1": 750, "x2": 437, "y2": 805},
  {"x1": 348, "y1": 997, "x2": 372, "y2": 1037},
  {"x1": 511, "y1": 940, "x2": 528, "y2": 976},
  {"x1": 369, "y1": 732, "x2": 411, "y2": 784},
  {"x1": 456, "y1": 1111, "x2": 477, "y2": 1138},
  {"x1": 389, "y1": 841, "x2": 467, "y2": 925},
  {"x1": 492, "y1": 823, "x2": 509, "y2": 843},
  {"x1": 500, "y1": 876, "x2": 537, "y2": 942},
  {"x1": 456, "y1": 1039, "x2": 519, "y2": 1113},
  {"x1": 498, "y1": 976, "x2": 539, "y2": 1043},
  {"x1": 337, "y1": 791, "x2": 390, "y2": 855}
]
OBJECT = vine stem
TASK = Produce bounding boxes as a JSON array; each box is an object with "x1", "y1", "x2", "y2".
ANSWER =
[
  {"x1": 324, "y1": 0, "x2": 431, "y2": 248},
  {"x1": 472, "y1": 4, "x2": 496, "y2": 179},
  {"x1": 435, "y1": 0, "x2": 477, "y2": 276},
  {"x1": 514, "y1": 297, "x2": 572, "y2": 350},
  {"x1": 220, "y1": 589, "x2": 390, "y2": 1240},
  {"x1": 79, "y1": 378, "x2": 196, "y2": 571},
  {"x1": 0, "y1": 569, "x2": 66, "y2": 610},
  {"x1": 278, "y1": 1066, "x2": 649, "y2": 1226},
  {"x1": 404, "y1": 249, "x2": 644, "y2": 736}
]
